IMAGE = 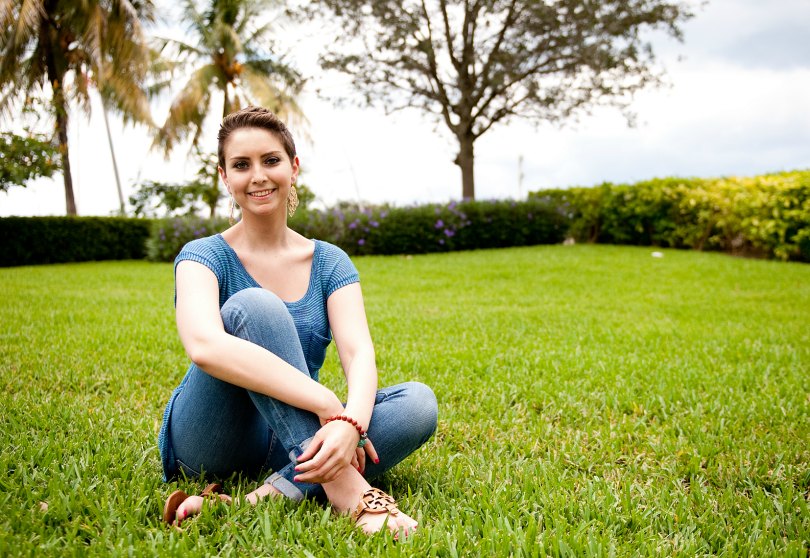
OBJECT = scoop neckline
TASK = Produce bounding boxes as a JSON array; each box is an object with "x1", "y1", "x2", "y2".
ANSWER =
[{"x1": 215, "y1": 234, "x2": 319, "y2": 306}]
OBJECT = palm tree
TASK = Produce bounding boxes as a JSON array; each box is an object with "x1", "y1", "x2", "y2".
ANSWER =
[
  {"x1": 0, "y1": 0, "x2": 155, "y2": 215},
  {"x1": 152, "y1": 0, "x2": 305, "y2": 217}
]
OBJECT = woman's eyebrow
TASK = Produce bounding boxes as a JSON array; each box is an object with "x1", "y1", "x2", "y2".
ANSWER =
[{"x1": 228, "y1": 150, "x2": 283, "y2": 161}]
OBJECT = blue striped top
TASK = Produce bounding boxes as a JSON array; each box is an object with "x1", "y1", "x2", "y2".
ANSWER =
[{"x1": 157, "y1": 234, "x2": 360, "y2": 479}]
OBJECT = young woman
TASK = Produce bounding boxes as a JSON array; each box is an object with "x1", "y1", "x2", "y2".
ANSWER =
[{"x1": 158, "y1": 106, "x2": 438, "y2": 537}]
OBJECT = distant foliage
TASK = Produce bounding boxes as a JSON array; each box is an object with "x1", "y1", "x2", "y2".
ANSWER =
[
  {"x1": 143, "y1": 199, "x2": 567, "y2": 262},
  {"x1": 0, "y1": 132, "x2": 60, "y2": 192},
  {"x1": 289, "y1": 198, "x2": 568, "y2": 256},
  {"x1": 0, "y1": 217, "x2": 149, "y2": 267},
  {"x1": 533, "y1": 170, "x2": 810, "y2": 262},
  {"x1": 145, "y1": 216, "x2": 229, "y2": 262}
]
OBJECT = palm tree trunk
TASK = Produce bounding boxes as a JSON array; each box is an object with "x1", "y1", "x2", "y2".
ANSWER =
[
  {"x1": 43, "y1": 16, "x2": 77, "y2": 216},
  {"x1": 206, "y1": 88, "x2": 233, "y2": 218},
  {"x1": 101, "y1": 97, "x2": 125, "y2": 215},
  {"x1": 48, "y1": 71, "x2": 76, "y2": 215},
  {"x1": 55, "y1": 106, "x2": 77, "y2": 215}
]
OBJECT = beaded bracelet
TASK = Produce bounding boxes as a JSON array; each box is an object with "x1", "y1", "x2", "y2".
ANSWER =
[{"x1": 325, "y1": 414, "x2": 369, "y2": 446}]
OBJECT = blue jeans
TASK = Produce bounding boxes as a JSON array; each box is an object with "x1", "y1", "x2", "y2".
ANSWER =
[{"x1": 166, "y1": 288, "x2": 438, "y2": 500}]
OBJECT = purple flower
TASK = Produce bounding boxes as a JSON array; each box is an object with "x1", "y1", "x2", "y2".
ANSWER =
[
  {"x1": 444, "y1": 228, "x2": 455, "y2": 237},
  {"x1": 370, "y1": 220, "x2": 379, "y2": 228},
  {"x1": 448, "y1": 201, "x2": 457, "y2": 210},
  {"x1": 435, "y1": 219, "x2": 444, "y2": 229},
  {"x1": 348, "y1": 220, "x2": 358, "y2": 230},
  {"x1": 380, "y1": 211, "x2": 388, "y2": 219},
  {"x1": 358, "y1": 238, "x2": 366, "y2": 246},
  {"x1": 438, "y1": 238, "x2": 445, "y2": 245}
]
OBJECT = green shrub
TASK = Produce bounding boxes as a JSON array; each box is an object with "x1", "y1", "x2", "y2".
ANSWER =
[
  {"x1": 532, "y1": 170, "x2": 810, "y2": 261},
  {"x1": 289, "y1": 198, "x2": 568, "y2": 256},
  {"x1": 0, "y1": 216, "x2": 150, "y2": 267},
  {"x1": 145, "y1": 216, "x2": 229, "y2": 262}
]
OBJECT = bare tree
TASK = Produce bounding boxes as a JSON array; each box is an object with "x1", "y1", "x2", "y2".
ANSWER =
[{"x1": 312, "y1": 0, "x2": 692, "y2": 199}]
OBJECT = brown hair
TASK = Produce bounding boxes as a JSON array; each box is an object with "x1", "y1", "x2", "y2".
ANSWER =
[{"x1": 217, "y1": 106, "x2": 297, "y2": 169}]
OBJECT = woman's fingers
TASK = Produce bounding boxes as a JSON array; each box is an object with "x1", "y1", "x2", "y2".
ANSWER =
[
  {"x1": 296, "y1": 435, "x2": 324, "y2": 464},
  {"x1": 295, "y1": 455, "x2": 344, "y2": 483},
  {"x1": 355, "y1": 447, "x2": 366, "y2": 474},
  {"x1": 363, "y1": 438, "x2": 379, "y2": 464}
]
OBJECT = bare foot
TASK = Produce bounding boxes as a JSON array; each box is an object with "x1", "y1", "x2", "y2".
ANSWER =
[
  {"x1": 174, "y1": 493, "x2": 232, "y2": 525},
  {"x1": 245, "y1": 483, "x2": 282, "y2": 506},
  {"x1": 354, "y1": 506, "x2": 419, "y2": 538},
  {"x1": 349, "y1": 488, "x2": 419, "y2": 538}
]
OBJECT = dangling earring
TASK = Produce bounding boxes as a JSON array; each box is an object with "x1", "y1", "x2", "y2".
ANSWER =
[
  {"x1": 287, "y1": 182, "x2": 299, "y2": 217},
  {"x1": 228, "y1": 195, "x2": 239, "y2": 226}
]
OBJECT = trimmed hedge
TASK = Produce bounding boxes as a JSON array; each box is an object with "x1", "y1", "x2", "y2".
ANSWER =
[
  {"x1": 290, "y1": 198, "x2": 568, "y2": 256},
  {"x1": 532, "y1": 170, "x2": 810, "y2": 262},
  {"x1": 143, "y1": 199, "x2": 568, "y2": 262},
  {"x1": 0, "y1": 217, "x2": 150, "y2": 267}
]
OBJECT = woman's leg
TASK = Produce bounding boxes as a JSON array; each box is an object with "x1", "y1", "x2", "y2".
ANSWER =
[
  {"x1": 357, "y1": 382, "x2": 438, "y2": 480},
  {"x1": 169, "y1": 288, "x2": 323, "y2": 499}
]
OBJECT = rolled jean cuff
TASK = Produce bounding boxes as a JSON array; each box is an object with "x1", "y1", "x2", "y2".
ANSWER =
[
  {"x1": 264, "y1": 472, "x2": 305, "y2": 501},
  {"x1": 263, "y1": 436, "x2": 319, "y2": 501}
]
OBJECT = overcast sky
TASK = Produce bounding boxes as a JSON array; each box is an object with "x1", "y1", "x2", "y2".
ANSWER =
[{"x1": 2, "y1": 0, "x2": 809, "y2": 216}]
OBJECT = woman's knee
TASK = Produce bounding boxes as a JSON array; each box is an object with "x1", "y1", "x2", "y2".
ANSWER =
[
  {"x1": 401, "y1": 381, "x2": 438, "y2": 438},
  {"x1": 221, "y1": 288, "x2": 292, "y2": 335}
]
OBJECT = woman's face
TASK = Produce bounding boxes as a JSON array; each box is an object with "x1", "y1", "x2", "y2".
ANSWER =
[{"x1": 218, "y1": 127, "x2": 299, "y2": 219}]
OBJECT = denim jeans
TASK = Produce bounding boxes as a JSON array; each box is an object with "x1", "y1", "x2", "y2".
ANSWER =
[{"x1": 167, "y1": 288, "x2": 438, "y2": 500}]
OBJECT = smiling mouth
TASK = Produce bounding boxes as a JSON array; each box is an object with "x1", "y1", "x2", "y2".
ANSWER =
[{"x1": 248, "y1": 188, "x2": 277, "y2": 199}]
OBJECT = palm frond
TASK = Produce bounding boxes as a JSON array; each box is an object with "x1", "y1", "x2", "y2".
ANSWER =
[
  {"x1": 154, "y1": 63, "x2": 220, "y2": 154},
  {"x1": 241, "y1": 65, "x2": 306, "y2": 128}
]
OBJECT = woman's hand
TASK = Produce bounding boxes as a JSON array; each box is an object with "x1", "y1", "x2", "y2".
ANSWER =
[
  {"x1": 293, "y1": 421, "x2": 361, "y2": 484},
  {"x1": 351, "y1": 438, "x2": 379, "y2": 475}
]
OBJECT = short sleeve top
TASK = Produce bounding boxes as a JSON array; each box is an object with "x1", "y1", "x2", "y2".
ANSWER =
[{"x1": 174, "y1": 234, "x2": 359, "y2": 373}]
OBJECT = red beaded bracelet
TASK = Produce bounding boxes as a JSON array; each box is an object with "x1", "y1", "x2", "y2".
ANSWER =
[{"x1": 325, "y1": 414, "x2": 368, "y2": 440}]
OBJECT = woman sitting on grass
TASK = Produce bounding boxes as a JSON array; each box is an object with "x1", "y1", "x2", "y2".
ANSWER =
[{"x1": 158, "y1": 106, "x2": 438, "y2": 537}]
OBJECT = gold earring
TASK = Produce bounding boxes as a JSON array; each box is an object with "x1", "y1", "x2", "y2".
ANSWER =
[{"x1": 287, "y1": 183, "x2": 299, "y2": 217}]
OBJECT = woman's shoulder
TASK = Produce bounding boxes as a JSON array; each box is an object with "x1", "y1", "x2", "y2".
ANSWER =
[
  {"x1": 313, "y1": 239, "x2": 355, "y2": 268},
  {"x1": 313, "y1": 238, "x2": 350, "y2": 258},
  {"x1": 175, "y1": 234, "x2": 230, "y2": 267},
  {"x1": 311, "y1": 239, "x2": 359, "y2": 295}
]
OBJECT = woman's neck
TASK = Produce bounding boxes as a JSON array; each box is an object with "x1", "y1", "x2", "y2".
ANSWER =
[{"x1": 231, "y1": 211, "x2": 291, "y2": 252}]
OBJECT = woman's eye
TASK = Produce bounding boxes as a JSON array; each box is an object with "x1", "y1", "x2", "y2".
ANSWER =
[
  {"x1": 233, "y1": 161, "x2": 248, "y2": 170},
  {"x1": 265, "y1": 157, "x2": 280, "y2": 165}
]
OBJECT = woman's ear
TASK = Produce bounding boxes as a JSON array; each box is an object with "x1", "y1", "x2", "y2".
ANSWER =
[
  {"x1": 218, "y1": 166, "x2": 228, "y2": 191},
  {"x1": 291, "y1": 156, "x2": 300, "y2": 184}
]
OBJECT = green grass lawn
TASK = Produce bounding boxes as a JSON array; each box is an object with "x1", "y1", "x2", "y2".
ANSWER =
[{"x1": 1, "y1": 245, "x2": 808, "y2": 556}]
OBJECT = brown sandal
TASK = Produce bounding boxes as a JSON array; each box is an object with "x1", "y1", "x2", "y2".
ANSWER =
[
  {"x1": 162, "y1": 483, "x2": 230, "y2": 526},
  {"x1": 350, "y1": 487, "x2": 401, "y2": 525},
  {"x1": 162, "y1": 490, "x2": 189, "y2": 525}
]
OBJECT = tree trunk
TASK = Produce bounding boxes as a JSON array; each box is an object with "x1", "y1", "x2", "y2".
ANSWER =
[
  {"x1": 101, "y1": 97, "x2": 125, "y2": 215},
  {"x1": 43, "y1": 16, "x2": 76, "y2": 216},
  {"x1": 455, "y1": 133, "x2": 476, "y2": 200},
  {"x1": 54, "y1": 100, "x2": 76, "y2": 215}
]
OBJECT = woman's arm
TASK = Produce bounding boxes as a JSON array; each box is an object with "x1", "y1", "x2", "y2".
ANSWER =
[
  {"x1": 175, "y1": 260, "x2": 343, "y2": 419},
  {"x1": 293, "y1": 282, "x2": 380, "y2": 482},
  {"x1": 326, "y1": 282, "x2": 378, "y2": 430}
]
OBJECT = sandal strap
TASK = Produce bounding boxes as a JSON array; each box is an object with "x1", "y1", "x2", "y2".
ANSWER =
[
  {"x1": 350, "y1": 488, "x2": 400, "y2": 523},
  {"x1": 200, "y1": 483, "x2": 223, "y2": 497}
]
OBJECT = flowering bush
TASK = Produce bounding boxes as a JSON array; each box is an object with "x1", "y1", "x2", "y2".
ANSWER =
[
  {"x1": 145, "y1": 216, "x2": 228, "y2": 262},
  {"x1": 290, "y1": 198, "x2": 567, "y2": 256}
]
